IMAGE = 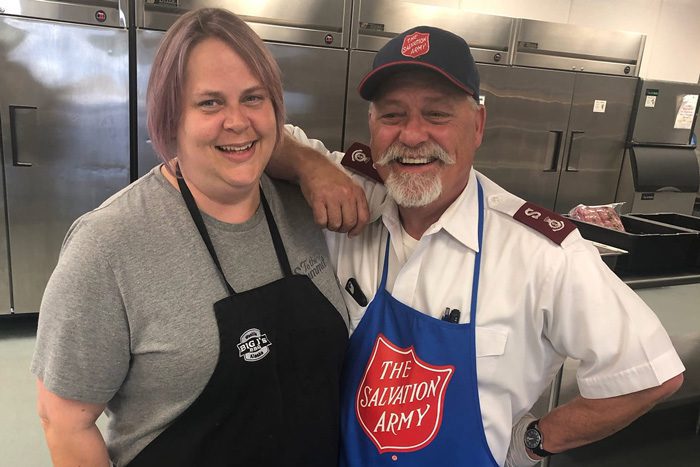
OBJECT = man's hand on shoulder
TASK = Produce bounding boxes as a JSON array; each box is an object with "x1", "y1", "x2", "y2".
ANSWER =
[
  {"x1": 299, "y1": 157, "x2": 369, "y2": 236},
  {"x1": 267, "y1": 126, "x2": 370, "y2": 236}
]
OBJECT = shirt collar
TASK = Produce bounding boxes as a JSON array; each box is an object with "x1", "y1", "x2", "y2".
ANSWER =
[{"x1": 379, "y1": 170, "x2": 480, "y2": 253}]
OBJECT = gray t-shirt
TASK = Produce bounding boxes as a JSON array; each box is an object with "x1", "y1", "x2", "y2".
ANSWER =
[{"x1": 31, "y1": 166, "x2": 348, "y2": 466}]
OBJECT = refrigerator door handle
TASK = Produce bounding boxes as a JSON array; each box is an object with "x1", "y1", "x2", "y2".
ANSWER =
[
  {"x1": 544, "y1": 130, "x2": 564, "y2": 172},
  {"x1": 9, "y1": 105, "x2": 37, "y2": 167},
  {"x1": 565, "y1": 130, "x2": 585, "y2": 172}
]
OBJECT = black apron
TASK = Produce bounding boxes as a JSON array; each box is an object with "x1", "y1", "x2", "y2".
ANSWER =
[{"x1": 128, "y1": 175, "x2": 348, "y2": 467}]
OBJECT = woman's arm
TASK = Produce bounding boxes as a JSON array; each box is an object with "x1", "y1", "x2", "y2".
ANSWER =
[{"x1": 37, "y1": 379, "x2": 110, "y2": 467}]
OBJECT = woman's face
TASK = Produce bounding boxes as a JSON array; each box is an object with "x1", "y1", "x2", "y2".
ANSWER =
[{"x1": 175, "y1": 37, "x2": 277, "y2": 204}]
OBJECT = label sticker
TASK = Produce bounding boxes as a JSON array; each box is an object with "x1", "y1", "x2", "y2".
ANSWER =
[
  {"x1": 150, "y1": 0, "x2": 179, "y2": 6},
  {"x1": 645, "y1": 96, "x2": 657, "y2": 108},
  {"x1": 593, "y1": 100, "x2": 607, "y2": 113}
]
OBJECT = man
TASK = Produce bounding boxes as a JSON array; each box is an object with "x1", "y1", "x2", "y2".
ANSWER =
[{"x1": 271, "y1": 26, "x2": 684, "y2": 466}]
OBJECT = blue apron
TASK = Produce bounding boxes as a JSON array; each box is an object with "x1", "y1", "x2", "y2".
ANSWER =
[{"x1": 340, "y1": 181, "x2": 498, "y2": 466}]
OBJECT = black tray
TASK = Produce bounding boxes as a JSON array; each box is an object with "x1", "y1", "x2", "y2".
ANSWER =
[
  {"x1": 627, "y1": 213, "x2": 700, "y2": 266},
  {"x1": 567, "y1": 215, "x2": 699, "y2": 274}
]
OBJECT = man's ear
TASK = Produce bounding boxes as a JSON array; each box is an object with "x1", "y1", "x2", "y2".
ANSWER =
[{"x1": 474, "y1": 104, "x2": 486, "y2": 148}]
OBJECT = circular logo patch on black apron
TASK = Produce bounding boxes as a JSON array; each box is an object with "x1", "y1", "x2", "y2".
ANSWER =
[{"x1": 237, "y1": 328, "x2": 272, "y2": 362}]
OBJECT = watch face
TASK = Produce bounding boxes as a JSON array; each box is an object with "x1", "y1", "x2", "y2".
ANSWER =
[{"x1": 524, "y1": 427, "x2": 542, "y2": 449}]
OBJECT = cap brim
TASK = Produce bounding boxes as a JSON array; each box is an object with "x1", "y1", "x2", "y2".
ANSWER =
[{"x1": 358, "y1": 60, "x2": 476, "y2": 101}]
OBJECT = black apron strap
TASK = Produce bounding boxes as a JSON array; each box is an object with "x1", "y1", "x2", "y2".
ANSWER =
[
  {"x1": 176, "y1": 171, "x2": 236, "y2": 296},
  {"x1": 175, "y1": 166, "x2": 294, "y2": 294},
  {"x1": 259, "y1": 190, "x2": 293, "y2": 278}
]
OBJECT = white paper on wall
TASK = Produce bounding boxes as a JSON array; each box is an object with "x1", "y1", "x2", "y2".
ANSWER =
[{"x1": 674, "y1": 94, "x2": 698, "y2": 129}]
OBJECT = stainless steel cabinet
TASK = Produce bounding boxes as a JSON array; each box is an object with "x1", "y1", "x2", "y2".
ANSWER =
[
  {"x1": 343, "y1": 3, "x2": 643, "y2": 213},
  {"x1": 136, "y1": 31, "x2": 349, "y2": 176},
  {"x1": 343, "y1": 50, "x2": 374, "y2": 148},
  {"x1": 475, "y1": 65, "x2": 576, "y2": 210},
  {"x1": 476, "y1": 66, "x2": 637, "y2": 212},
  {"x1": 554, "y1": 73, "x2": 637, "y2": 213},
  {"x1": 0, "y1": 7, "x2": 130, "y2": 314},
  {"x1": 135, "y1": 0, "x2": 351, "y2": 176}
]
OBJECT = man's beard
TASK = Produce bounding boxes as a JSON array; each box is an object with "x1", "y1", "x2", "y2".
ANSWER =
[{"x1": 375, "y1": 141, "x2": 455, "y2": 208}]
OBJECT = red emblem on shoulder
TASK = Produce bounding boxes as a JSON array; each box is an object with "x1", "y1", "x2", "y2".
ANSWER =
[
  {"x1": 401, "y1": 32, "x2": 430, "y2": 58},
  {"x1": 341, "y1": 142, "x2": 383, "y2": 183},
  {"x1": 355, "y1": 334, "x2": 454, "y2": 454},
  {"x1": 513, "y1": 202, "x2": 576, "y2": 245}
]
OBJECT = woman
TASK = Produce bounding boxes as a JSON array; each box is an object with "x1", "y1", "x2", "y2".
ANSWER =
[{"x1": 31, "y1": 8, "x2": 348, "y2": 466}]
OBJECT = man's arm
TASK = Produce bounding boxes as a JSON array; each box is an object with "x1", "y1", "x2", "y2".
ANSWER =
[
  {"x1": 268, "y1": 126, "x2": 369, "y2": 236},
  {"x1": 37, "y1": 379, "x2": 110, "y2": 467},
  {"x1": 531, "y1": 373, "x2": 683, "y2": 458}
]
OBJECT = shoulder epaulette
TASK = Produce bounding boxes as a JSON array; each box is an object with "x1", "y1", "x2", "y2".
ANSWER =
[
  {"x1": 512, "y1": 202, "x2": 576, "y2": 245},
  {"x1": 341, "y1": 142, "x2": 383, "y2": 183}
]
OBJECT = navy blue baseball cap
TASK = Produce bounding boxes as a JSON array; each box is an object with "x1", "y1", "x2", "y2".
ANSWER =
[{"x1": 358, "y1": 25, "x2": 480, "y2": 102}]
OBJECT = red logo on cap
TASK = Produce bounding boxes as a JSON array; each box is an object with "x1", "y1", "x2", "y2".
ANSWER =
[
  {"x1": 355, "y1": 334, "x2": 454, "y2": 453},
  {"x1": 401, "y1": 32, "x2": 430, "y2": 58}
]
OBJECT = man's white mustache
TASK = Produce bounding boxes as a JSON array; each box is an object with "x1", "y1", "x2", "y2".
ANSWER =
[{"x1": 375, "y1": 142, "x2": 455, "y2": 166}]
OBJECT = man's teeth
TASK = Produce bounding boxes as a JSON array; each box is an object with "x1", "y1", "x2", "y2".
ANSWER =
[
  {"x1": 218, "y1": 142, "x2": 254, "y2": 152},
  {"x1": 397, "y1": 157, "x2": 434, "y2": 164}
]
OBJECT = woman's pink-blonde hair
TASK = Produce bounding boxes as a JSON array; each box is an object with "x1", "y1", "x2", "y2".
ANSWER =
[{"x1": 146, "y1": 8, "x2": 285, "y2": 167}]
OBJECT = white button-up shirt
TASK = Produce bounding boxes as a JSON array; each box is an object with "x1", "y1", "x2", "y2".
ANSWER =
[{"x1": 288, "y1": 125, "x2": 685, "y2": 466}]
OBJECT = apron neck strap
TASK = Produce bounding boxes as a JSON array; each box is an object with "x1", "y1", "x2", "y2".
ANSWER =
[
  {"x1": 378, "y1": 179, "x2": 485, "y2": 322},
  {"x1": 469, "y1": 181, "x2": 485, "y2": 325},
  {"x1": 175, "y1": 166, "x2": 292, "y2": 296},
  {"x1": 379, "y1": 234, "x2": 391, "y2": 290},
  {"x1": 259, "y1": 187, "x2": 293, "y2": 277}
]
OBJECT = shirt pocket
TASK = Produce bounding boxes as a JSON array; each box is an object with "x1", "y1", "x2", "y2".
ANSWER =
[{"x1": 475, "y1": 326, "x2": 509, "y2": 380}]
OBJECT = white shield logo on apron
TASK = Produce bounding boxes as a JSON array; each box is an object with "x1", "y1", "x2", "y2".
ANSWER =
[
  {"x1": 355, "y1": 334, "x2": 454, "y2": 453},
  {"x1": 237, "y1": 328, "x2": 272, "y2": 362}
]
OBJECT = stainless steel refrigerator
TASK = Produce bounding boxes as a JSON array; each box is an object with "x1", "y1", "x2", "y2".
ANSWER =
[
  {"x1": 479, "y1": 19, "x2": 643, "y2": 213},
  {"x1": 343, "y1": 2, "x2": 644, "y2": 214},
  {"x1": 0, "y1": 0, "x2": 130, "y2": 314},
  {"x1": 477, "y1": 65, "x2": 638, "y2": 214},
  {"x1": 135, "y1": 0, "x2": 352, "y2": 176}
]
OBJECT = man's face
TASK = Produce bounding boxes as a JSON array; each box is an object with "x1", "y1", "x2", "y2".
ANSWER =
[{"x1": 368, "y1": 71, "x2": 485, "y2": 210}]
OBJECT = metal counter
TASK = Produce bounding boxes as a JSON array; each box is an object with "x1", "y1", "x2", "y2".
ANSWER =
[{"x1": 534, "y1": 280, "x2": 700, "y2": 419}]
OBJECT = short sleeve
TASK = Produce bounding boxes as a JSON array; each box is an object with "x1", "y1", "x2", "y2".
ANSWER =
[
  {"x1": 542, "y1": 240, "x2": 685, "y2": 398},
  {"x1": 31, "y1": 218, "x2": 130, "y2": 404},
  {"x1": 284, "y1": 123, "x2": 346, "y2": 166}
]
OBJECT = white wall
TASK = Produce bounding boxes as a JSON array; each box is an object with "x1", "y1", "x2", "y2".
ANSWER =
[{"x1": 454, "y1": 0, "x2": 700, "y2": 83}]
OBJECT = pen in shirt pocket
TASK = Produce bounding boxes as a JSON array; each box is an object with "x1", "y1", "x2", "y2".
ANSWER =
[
  {"x1": 345, "y1": 278, "x2": 368, "y2": 306},
  {"x1": 441, "y1": 307, "x2": 461, "y2": 323}
]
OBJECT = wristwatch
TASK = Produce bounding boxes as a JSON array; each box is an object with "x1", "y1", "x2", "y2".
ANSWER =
[{"x1": 524, "y1": 420, "x2": 555, "y2": 457}]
